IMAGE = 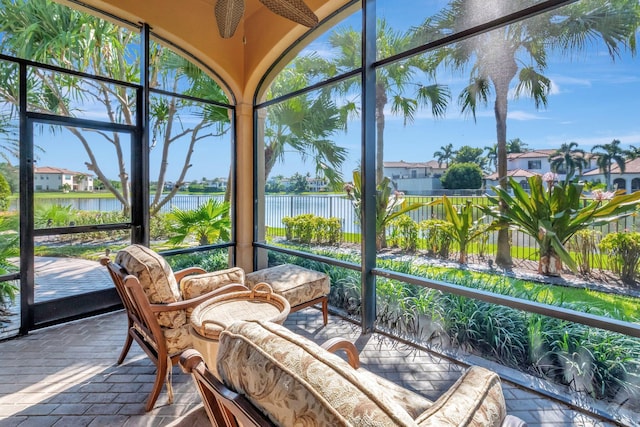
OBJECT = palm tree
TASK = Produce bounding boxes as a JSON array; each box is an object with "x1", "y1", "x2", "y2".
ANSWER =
[
  {"x1": 263, "y1": 89, "x2": 348, "y2": 190},
  {"x1": 413, "y1": 0, "x2": 640, "y2": 267},
  {"x1": 434, "y1": 143, "x2": 456, "y2": 167},
  {"x1": 167, "y1": 199, "x2": 231, "y2": 246},
  {"x1": 263, "y1": 52, "x2": 351, "y2": 190},
  {"x1": 484, "y1": 144, "x2": 498, "y2": 173},
  {"x1": 506, "y1": 138, "x2": 529, "y2": 154},
  {"x1": 548, "y1": 142, "x2": 588, "y2": 183},
  {"x1": 624, "y1": 144, "x2": 640, "y2": 160},
  {"x1": 591, "y1": 139, "x2": 627, "y2": 190},
  {"x1": 330, "y1": 19, "x2": 450, "y2": 184}
]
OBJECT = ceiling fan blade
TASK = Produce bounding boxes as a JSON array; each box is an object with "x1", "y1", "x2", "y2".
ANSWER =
[
  {"x1": 215, "y1": 0, "x2": 245, "y2": 38},
  {"x1": 259, "y1": 0, "x2": 319, "y2": 28}
]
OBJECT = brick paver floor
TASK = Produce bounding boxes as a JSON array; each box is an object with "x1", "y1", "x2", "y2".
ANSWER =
[{"x1": 0, "y1": 308, "x2": 627, "y2": 427}]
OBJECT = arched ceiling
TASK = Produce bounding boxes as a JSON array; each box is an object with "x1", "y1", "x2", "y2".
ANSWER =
[{"x1": 60, "y1": 0, "x2": 353, "y2": 103}]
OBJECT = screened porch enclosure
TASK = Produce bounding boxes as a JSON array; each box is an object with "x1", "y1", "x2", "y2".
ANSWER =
[{"x1": 0, "y1": 0, "x2": 639, "y2": 425}]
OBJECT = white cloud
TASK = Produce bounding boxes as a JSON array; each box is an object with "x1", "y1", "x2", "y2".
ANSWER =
[
  {"x1": 508, "y1": 110, "x2": 546, "y2": 121},
  {"x1": 543, "y1": 132, "x2": 640, "y2": 149},
  {"x1": 548, "y1": 75, "x2": 592, "y2": 87}
]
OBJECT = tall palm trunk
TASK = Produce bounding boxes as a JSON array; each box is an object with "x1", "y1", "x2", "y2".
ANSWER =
[{"x1": 489, "y1": 46, "x2": 517, "y2": 268}]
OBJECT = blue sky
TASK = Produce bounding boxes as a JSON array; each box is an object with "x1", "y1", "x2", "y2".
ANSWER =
[
  {"x1": 20, "y1": 1, "x2": 640, "y2": 184},
  {"x1": 268, "y1": 4, "x2": 640, "y2": 179}
]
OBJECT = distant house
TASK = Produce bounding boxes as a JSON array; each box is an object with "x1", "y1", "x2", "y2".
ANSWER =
[
  {"x1": 34, "y1": 166, "x2": 94, "y2": 192},
  {"x1": 205, "y1": 177, "x2": 228, "y2": 192},
  {"x1": 384, "y1": 160, "x2": 447, "y2": 179},
  {"x1": 383, "y1": 160, "x2": 446, "y2": 194},
  {"x1": 506, "y1": 149, "x2": 597, "y2": 180},
  {"x1": 306, "y1": 176, "x2": 328, "y2": 192},
  {"x1": 583, "y1": 157, "x2": 640, "y2": 192}
]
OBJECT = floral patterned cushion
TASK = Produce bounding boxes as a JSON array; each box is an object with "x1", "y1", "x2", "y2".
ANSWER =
[
  {"x1": 217, "y1": 320, "x2": 419, "y2": 427},
  {"x1": 115, "y1": 244, "x2": 185, "y2": 328},
  {"x1": 162, "y1": 323, "x2": 192, "y2": 356},
  {"x1": 217, "y1": 320, "x2": 511, "y2": 427},
  {"x1": 415, "y1": 366, "x2": 506, "y2": 427},
  {"x1": 180, "y1": 267, "x2": 245, "y2": 300},
  {"x1": 245, "y1": 264, "x2": 329, "y2": 308}
]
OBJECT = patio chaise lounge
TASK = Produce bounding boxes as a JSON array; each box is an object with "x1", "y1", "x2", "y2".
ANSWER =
[{"x1": 181, "y1": 319, "x2": 527, "y2": 426}]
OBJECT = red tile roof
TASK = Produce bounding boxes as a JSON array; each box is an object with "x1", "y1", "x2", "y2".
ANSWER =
[
  {"x1": 584, "y1": 157, "x2": 640, "y2": 175},
  {"x1": 34, "y1": 166, "x2": 87, "y2": 175}
]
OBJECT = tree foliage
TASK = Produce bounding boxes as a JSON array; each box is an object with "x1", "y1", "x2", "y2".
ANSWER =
[
  {"x1": 328, "y1": 20, "x2": 450, "y2": 184},
  {"x1": 549, "y1": 142, "x2": 587, "y2": 183},
  {"x1": 434, "y1": 143, "x2": 455, "y2": 167},
  {"x1": 453, "y1": 145, "x2": 486, "y2": 168},
  {"x1": 440, "y1": 162, "x2": 482, "y2": 189},
  {"x1": 591, "y1": 139, "x2": 628, "y2": 190},
  {"x1": 289, "y1": 173, "x2": 310, "y2": 194},
  {"x1": 413, "y1": 0, "x2": 640, "y2": 267},
  {"x1": 0, "y1": 173, "x2": 10, "y2": 211},
  {"x1": 0, "y1": 0, "x2": 231, "y2": 216}
]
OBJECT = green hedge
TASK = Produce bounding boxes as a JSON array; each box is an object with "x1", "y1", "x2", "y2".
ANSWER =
[{"x1": 282, "y1": 214, "x2": 342, "y2": 245}]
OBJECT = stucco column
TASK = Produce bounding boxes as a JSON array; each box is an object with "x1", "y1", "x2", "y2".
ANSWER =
[
  {"x1": 255, "y1": 108, "x2": 268, "y2": 270},
  {"x1": 235, "y1": 102, "x2": 254, "y2": 272}
]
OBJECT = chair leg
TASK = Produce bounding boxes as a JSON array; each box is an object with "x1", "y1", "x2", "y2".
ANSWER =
[
  {"x1": 117, "y1": 328, "x2": 134, "y2": 365},
  {"x1": 322, "y1": 297, "x2": 328, "y2": 326},
  {"x1": 145, "y1": 357, "x2": 168, "y2": 412}
]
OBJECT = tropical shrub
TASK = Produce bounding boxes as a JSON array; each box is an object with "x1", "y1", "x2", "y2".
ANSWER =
[
  {"x1": 282, "y1": 214, "x2": 341, "y2": 245},
  {"x1": 0, "y1": 215, "x2": 18, "y2": 318},
  {"x1": 0, "y1": 173, "x2": 10, "y2": 211},
  {"x1": 165, "y1": 248, "x2": 229, "y2": 272},
  {"x1": 316, "y1": 217, "x2": 342, "y2": 245},
  {"x1": 150, "y1": 212, "x2": 172, "y2": 240},
  {"x1": 419, "y1": 219, "x2": 453, "y2": 258},
  {"x1": 566, "y1": 229, "x2": 602, "y2": 275},
  {"x1": 431, "y1": 196, "x2": 486, "y2": 264},
  {"x1": 599, "y1": 232, "x2": 640, "y2": 286},
  {"x1": 483, "y1": 176, "x2": 640, "y2": 276},
  {"x1": 168, "y1": 199, "x2": 231, "y2": 246},
  {"x1": 388, "y1": 214, "x2": 418, "y2": 252},
  {"x1": 344, "y1": 170, "x2": 424, "y2": 250},
  {"x1": 35, "y1": 203, "x2": 75, "y2": 227}
]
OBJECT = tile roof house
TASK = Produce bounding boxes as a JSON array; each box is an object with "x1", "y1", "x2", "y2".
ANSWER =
[
  {"x1": 583, "y1": 157, "x2": 640, "y2": 192},
  {"x1": 383, "y1": 160, "x2": 446, "y2": 194},
  {"x1": 506, "y1": 149, "x2": 598, "y2": 177},
  {"x1": 34, "y1": 166, "x2": 94, "y2": 192}
]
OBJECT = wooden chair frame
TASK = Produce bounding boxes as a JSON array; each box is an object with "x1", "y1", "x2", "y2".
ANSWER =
[{"x1": 100, "y1": 256, "x2": 247, "y2": 412}]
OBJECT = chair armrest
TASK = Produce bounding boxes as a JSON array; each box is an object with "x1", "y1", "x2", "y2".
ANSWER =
[
  {"x1": 149, "y1": 283, "x2": 248, "y2": 313},
  {"x1": 415, "y1": 366, "x2": 507, "y2": 427},
  {"x1": 321, "y1": 337, "x2": 360, "y2": 369},
  {"x1": 174, "y1": 267, "x2": 207, "y2": 282},
  {"x1": 180, "y1": 267, "x2": 246, "y2": 299}
]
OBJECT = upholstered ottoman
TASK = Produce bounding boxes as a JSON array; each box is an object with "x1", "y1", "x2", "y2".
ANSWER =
[{"x1": 245, "y1": 264, "x2": 330, "y2": 325}]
